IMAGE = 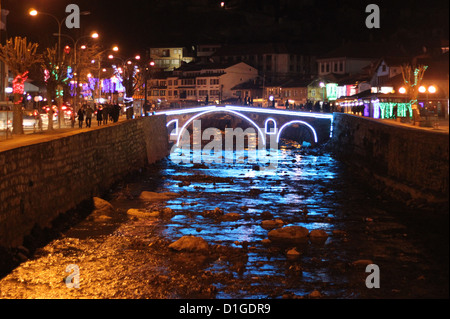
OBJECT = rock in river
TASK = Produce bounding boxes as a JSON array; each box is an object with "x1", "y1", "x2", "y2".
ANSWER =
[
  {"x1": 221, "y1": 213, "x2": 242, "y2": 221},
  {"x1": 169, "y1": 236, "x2": 209, "y2": 253},
  {"x1": 93, "y1": 197, "x2": 114, "y2": 214},
  {"x1": 261, "y1": 219, "x2": 284, "y2": 230},
  {"x1": 127, "y1": 209, "x2": 160, "y2": 218},
  {"x1": 268, "y1": 226, "x2": 309, "y2": 242},
  {"x1": 139, "y1": 191, "x2": 179, "y2": 202},
  {"x1": 309, "y1": 229, "x2": 328, "y2": 238}
]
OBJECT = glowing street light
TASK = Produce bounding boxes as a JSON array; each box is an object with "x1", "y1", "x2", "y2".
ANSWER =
[
  {"x1": 399, "y1": 87, "x2": 407, "y2": 94},
  {"x1": 428, "y1": 85, "x2": 437, "y2": 94},
  {"x1": 29, "y1": 9, "x2": 38, "y2": 16}
]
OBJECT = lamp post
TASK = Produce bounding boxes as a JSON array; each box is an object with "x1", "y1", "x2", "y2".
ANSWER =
[
  {"x1": 52, "y1": 32, "x2": 98, "y2": 115},
  {"x1": 109, "y1": 53, "x2": 154, "y2": 116},
  {"x1": 29, "y1": 8, "x2": 90, "y2": 64},
  {"x1": 89, "y1": 46, "x2": 119, "y2": 104}
]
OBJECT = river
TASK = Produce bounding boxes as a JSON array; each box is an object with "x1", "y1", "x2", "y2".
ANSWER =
[{"x1": 0, "y1": 139, "x2": 448, "y2": 299}]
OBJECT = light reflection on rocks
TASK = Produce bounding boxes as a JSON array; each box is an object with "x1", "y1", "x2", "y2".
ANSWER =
[{"x1": 0, "y1": 144, "x2": 447, "y2": 299}]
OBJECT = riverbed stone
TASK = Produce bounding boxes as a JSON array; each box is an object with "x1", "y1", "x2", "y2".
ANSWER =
[
  {"x1": 93, "y1": 197, "x2": 114, "y2": 214},
  {"x1": 309, "y1": 229, "x2": 329, "y2": 238},
  {"x1": 261, "y1": 219, "x2": 284, "y2": 230},
  {"x1": 139, "y1": 191, "x2": 178, "y2": 202},
  {"x1": 286, "y1": 247, "x2": 301, "y2": 259},
  {"x1": 169, "y1": 236, "x2": 209, "y2": 253},
  {"x1": 221, "y1": 213, "x2": 242, "y2": 221},
  {"x1": 88, "y1": 197, "x2": 115, "y2": 221},
  {"x1": 268, "y1": 226, "x2": 309, "y2": 241},
  {"x1": 127, "y1": 208, "x2": 160, "y2": 218}
]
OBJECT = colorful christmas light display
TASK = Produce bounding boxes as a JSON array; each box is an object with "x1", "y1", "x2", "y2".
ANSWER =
[{"x1": 12, "y1": 71, "x2": 29, "y2": 104}]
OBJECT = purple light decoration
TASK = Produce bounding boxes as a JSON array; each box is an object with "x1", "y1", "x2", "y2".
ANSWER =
[{"x1": 364, "y1": 103, "x2": 370, "y2": 117}]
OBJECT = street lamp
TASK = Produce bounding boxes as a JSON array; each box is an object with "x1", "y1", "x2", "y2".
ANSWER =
[
  {"x1": 52, "y1": 32, "x2": 99, "y2": 113},
  {"x1": 29, "y1": 9, "x2": 91, "y2": 62},
  {"x1": 319, "y1": 82, "x2": 326, "y2": 108},
  {"x1": 419, "y1": 85, "x2": 437, "y2": 111}
]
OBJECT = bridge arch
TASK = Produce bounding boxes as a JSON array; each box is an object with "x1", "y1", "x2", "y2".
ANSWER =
[
  {"x1": 276, "y1": 120, "x2": 318, "y2": 144},
  {"x1": 166, "y1": 119, "x2": 179, "y2": 136},
  {"x1": 175, "y1": 109, "x2": 267, "y2": 147},
  {"x1": 264, "y1": 118, "x2": 277, "y2": 135}
]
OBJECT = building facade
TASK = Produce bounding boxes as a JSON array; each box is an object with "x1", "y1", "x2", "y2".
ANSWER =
[
  {"x1": 147, "y1": 61, "x2": 259, "y2": 107},
  {"x1": 149, "y1": 47, "x2": 194, "y2": 71}
]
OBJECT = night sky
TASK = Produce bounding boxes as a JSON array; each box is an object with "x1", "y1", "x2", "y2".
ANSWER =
[{"x1": 2, "y1": 0, "x2": 449, "y2": 57}]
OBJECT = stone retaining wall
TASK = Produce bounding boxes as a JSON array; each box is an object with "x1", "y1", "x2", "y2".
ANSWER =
[
  {"x1": 0, "y1": 116, "x2": 168, "y2": 248},
  {"x1": 330, "y1": 113, "x2": 449, "y2": 206}
]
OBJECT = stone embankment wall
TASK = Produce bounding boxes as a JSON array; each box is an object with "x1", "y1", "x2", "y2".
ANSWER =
[
  {"x1": 0, "y1": 116, "x2": 168, "y2": 248},
  {"x1": 330, "y1": 113, "x2": 449, "y2": 206}
]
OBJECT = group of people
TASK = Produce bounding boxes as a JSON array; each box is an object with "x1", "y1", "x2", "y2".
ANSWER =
[{"x1": 75, "y1": 104, "x2": 122, "y2": 128}]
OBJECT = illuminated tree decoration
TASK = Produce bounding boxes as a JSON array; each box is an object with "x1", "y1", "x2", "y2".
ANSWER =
[
  {"x1": 374, "y1": 102, "x2": 413, "y2": 119},
  {"x1": 0, "y1": 37, "x2": 41, "y2": 134},
  {"x1": 13, "y1": 71, "x2": 29, "y2": 96},
  {"x1": 401, "y1": 64, "x2": 428, "y2": 123}
]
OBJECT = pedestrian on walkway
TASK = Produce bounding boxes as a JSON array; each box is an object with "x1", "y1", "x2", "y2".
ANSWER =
[
  {"x1": 77, "y1": 106, "x2": 85, "y2": 128},
  {"x1": 102, "y1": 105, "x2": 109, "y2": 125},
  {"x1": 113, "y1": 104, "x2": 120, "y2": 122},
  {"x1": 97, "y1": 106, "x2": 103, "y2": 126},
  {"x1": 85, "y1": 105, "x2": 94, "y2": 128}
]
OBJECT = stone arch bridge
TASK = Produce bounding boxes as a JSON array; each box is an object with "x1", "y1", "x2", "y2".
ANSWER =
[{"x1": 155, "y1": 105, "x2": 334, "y2": 147}]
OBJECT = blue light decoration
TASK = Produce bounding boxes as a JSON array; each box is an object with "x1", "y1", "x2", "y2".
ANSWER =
[
  {"x1": 156, "y1": 105, "x2": 334, "y2": 146},
  {"x1": 67, "y1": 66, "x2": 73, "y2": 80}
]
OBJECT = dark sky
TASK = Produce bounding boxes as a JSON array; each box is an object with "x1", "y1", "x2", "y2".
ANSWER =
[{"x1": 2, "y1": 0, "x2": 449, "y2": 57}]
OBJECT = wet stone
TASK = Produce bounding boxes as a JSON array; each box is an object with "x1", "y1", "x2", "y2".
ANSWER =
[{"x1": 268, "y1": 226, "x2": 309, "y2": 242}]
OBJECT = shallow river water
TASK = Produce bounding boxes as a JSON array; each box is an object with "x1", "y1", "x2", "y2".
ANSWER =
[{"x1": 0, "y1": 141, "x2": 448, "y2": 299}]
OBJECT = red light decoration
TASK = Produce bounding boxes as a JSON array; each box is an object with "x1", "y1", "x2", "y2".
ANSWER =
[{"x1": 13, "y1": 71, "x2": 29, "y2": 104}]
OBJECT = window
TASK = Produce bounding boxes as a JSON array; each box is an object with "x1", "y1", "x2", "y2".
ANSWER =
[
  {"x1": 160, "y1": 90, "x2": 166, "y2": 96},
  {"x1": 339, "y1": 62, "x2": 344, "y2": 72},
  {"x1": 199, "y1": 90, "x2": 208, "y2": 96},
  {"x1": 326, "y1": 63, "x2": 330, "y2": 73},
  {"x1": 210, "y1": 79, "x2": 219, "y2": 85},
  {"x1": 210, "y1": 90, "x2": 220, "y2": 96},
  {"x1": 321, "y1": 63, "x2": 325, "y2": 73},
  {"x1": 334, "y1": 63, "x2": 338, "y2": 72}
]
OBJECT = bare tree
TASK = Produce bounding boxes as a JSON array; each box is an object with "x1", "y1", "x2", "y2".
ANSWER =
[
  {"x1": 0, "y1": 37, "x2": 41, "y2": 134},
  {"x1": 401, "y1": 64, "x2": 428, "y2": 124},
  {"x1": 41, "y1": 45, "x2": 72, "y2": 130},
  {"x1": 113, "y1": 62, "x2": 144, "y2": 111}
]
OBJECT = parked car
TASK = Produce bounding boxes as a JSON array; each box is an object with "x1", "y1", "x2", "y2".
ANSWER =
[{"x1": 22, "y1": 110, "x2": 38, "y2": 129}]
